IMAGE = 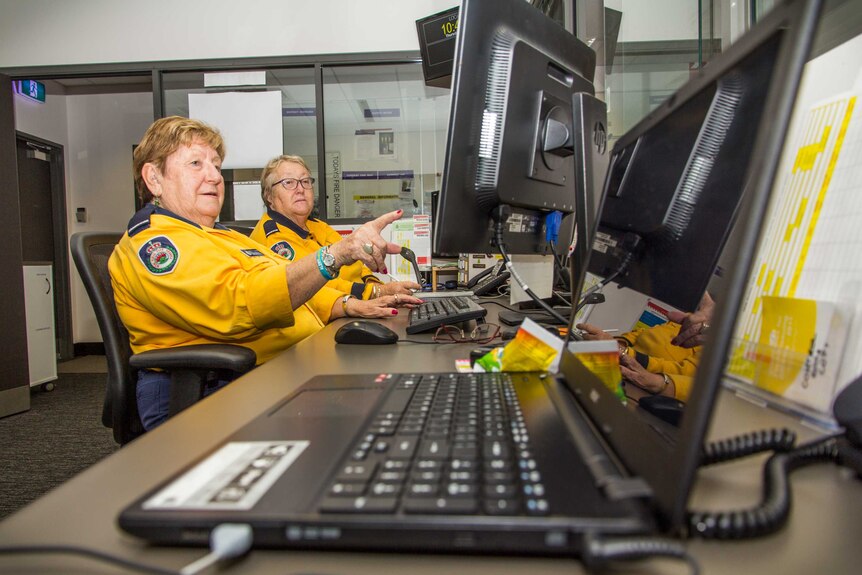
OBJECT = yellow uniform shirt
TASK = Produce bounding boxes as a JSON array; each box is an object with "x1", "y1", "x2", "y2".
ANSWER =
[
  {"x1": 109, "y1": 205, "x2": 340, "y2": 364},
  {"x1": 250, "y1": 209, "x2": 382, "y2": 299}
]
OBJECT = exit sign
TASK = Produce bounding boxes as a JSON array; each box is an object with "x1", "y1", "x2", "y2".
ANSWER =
[{"x1": 13, "y1": 80, "x2": 46, "y2": 103}]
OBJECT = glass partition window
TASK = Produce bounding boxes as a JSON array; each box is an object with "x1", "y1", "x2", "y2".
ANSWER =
[
  {"x1": 585, "y1": 1, "x2": 722, "y2": 147},
  {"x1": 321, "y1": 64, "x2": 450, "y2": 220},
  {"x1": 162, "y1": 68, "x2": 316, "y2": 222}
]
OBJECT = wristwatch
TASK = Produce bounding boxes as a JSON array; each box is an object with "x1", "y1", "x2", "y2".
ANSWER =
[{"x1": 321, "y1": 245, "x2": 338, "y2": 277}]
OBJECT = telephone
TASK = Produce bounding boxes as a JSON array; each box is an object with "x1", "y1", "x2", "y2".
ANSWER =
[{"x1": 466, "y1": 260, "x2": 510, "y2": 296}]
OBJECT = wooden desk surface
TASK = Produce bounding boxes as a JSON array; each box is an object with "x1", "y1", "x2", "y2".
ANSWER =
[{"x1": 1, "y1": 302, "x2": 860, "y2": 574}]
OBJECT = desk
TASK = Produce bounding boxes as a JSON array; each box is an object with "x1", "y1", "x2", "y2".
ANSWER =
[{"x1": 1, "y1": 304, "x2": 860, "y2": 574}]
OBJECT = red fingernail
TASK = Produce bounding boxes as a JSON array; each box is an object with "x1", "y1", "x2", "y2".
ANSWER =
[
  {"x1": 382, "y1": 267, "x2": 388, "y2": 274},
  {"x1": 391, "y1": 309, "x2": 398, "y2": 315},
  {"x1": 396, "y1": 209, "x2": 403, "y2": 214}
]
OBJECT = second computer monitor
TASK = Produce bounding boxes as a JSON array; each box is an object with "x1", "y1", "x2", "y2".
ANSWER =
[{"x1": 433, "y1": 0, "x2": 602, "y2": 264}]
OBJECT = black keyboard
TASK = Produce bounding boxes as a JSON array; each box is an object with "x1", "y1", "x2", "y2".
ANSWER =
[
  {"x1": 318, "y1": 372, "x2": 549, "y2": 516},
  {"x1": 406, "y1": 296, "x2": 487, "y2": 334}
]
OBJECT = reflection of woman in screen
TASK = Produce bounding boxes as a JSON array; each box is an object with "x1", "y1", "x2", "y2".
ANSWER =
[{"x1": 577, "y1": 293, "x2": 715, "y2": 401}]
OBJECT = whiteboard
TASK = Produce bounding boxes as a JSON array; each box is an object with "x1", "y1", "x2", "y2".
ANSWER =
[{"x1": 189, "y1": 91, "x2": 282, "y2": 169}]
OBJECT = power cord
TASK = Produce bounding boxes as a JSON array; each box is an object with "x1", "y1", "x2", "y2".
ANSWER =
[
  {"x1": 582, "y1": 532, "x2": 700, "y2": 575},
  {"x1": 491, "y1": 206, "x2": 570, "y2": 327},
  {"x1": 700, "y1": 428, "x2": 797, "y2": 466},
  {"x1": 688, "y1": 434, "x2": 842, "y2": 539},
  {"x1": 0, "y1": 523, "x2": 253, "y2": 575},
  {"x1": 181, "y1": 523, "x2": 254, "y2": 574}
]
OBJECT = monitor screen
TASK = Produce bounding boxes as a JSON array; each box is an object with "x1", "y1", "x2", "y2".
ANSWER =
[{"x1": 433, "y1": 0, "x2": 603, "y2": 264}]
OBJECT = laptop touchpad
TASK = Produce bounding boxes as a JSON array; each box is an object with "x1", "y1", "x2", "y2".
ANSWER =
[{"x1": 272, "y1": 389, "x2": 381, "y2": 418}]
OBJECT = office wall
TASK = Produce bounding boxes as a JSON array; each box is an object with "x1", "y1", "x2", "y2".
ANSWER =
[{"x1": 0, "y1": 0, "x2": 458, "y2": 68}]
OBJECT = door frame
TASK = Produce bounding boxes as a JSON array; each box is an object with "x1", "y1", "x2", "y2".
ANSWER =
[{"x1": 16, "y1": 131, "x2": 73, "y2": 361}]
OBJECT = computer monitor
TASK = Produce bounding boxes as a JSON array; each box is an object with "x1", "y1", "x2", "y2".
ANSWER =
[
  {"x1": 433, "y1": 0, "x2": 605, "y2": 274},
  {"x1": 587, "y1": 10, "x2": 810, "y2": 313}
]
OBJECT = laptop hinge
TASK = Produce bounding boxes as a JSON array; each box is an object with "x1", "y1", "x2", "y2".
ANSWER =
[
  {"x1": 599, "y1": 476, "x2": 653, "y2": 501},
  {"x1": 547, "y1": 374, "x2": 654, "y2": 502}
]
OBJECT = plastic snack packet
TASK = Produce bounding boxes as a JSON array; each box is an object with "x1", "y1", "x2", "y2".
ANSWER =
[{"x1": 472, "y1": 318, "x2": 563, "y2": 373}]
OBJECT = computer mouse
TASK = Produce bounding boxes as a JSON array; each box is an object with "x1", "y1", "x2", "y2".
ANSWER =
[
  {"x1": 334, "y1": 320, "x2": 399, "y2": 345},
  {"x1": 638, "y1": 394, "x2": 685, "y2": 427}
]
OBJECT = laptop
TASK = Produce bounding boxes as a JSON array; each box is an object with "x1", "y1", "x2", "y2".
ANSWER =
[{"x1": 119, "y1": 0, "x2": 822, "y2": 554}]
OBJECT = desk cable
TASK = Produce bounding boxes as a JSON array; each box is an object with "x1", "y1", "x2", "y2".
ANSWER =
[
  {"x1": 0, "y1": 522, "x2": 253, "y2": 575},
  {"x1": 687, "y1": 430, "x2": 853, "y2": 540}
]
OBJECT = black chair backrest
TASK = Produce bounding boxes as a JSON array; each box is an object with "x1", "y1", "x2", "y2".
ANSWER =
[{"x1": 70, "y1": 232, "x2": 144, "y2": 444}]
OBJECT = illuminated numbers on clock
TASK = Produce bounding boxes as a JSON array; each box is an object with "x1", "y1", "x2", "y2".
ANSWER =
[{"x1": 440, "y1": 18, "x2": 458, "y2": 37}]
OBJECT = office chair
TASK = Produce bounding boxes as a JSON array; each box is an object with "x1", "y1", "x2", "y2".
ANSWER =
[{"x1": 70, "y1": 233, "x2": 257, "y2": 445}]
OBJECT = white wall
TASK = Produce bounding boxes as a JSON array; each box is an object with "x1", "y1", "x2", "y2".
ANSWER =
[{"x1": 0, "y1": 0, "x2": 458, "y2": 68}]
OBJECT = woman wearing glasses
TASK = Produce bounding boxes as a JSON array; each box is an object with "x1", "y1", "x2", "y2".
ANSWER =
[
  {"x1": 110, "y1": 117, "x2": 420, "y2": 430},
  {"x1": 251, "y1": 154, "x2": 421, "y2": 302}
]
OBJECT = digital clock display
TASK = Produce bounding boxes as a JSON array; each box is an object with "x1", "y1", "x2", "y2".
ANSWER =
[{"x1": 417, "y1": 7, "x2": 459, "y2": 69}]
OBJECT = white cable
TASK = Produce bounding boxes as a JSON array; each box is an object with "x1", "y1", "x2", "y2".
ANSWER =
[{"x1": 180, "y1": 523, "x2": 253, "y2": 575}]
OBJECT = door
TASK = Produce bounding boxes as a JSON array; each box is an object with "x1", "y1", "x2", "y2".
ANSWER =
[
  {"x1": 0, "y1": 73, "x2": 31, "y2": 418},
  {"x1": 16, "y1": 134, "x2": 73, "y2": 361}
]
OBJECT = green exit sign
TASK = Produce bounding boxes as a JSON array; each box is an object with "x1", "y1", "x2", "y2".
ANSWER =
[{"x1": 14, "y1": 80, "x2": 46, "y2": 103}]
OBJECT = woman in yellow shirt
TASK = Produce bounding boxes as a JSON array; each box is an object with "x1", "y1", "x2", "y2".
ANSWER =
[
  {"x1": 110, "y1": 117, "x2": 420, "y2": 430},
  {"x1": 250, "y1": 155, "x2": 421, "y2": 300}
]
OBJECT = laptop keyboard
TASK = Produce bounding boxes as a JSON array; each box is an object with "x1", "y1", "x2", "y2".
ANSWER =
[
  {"x1": 406, "y1": 296, "x2": 487, "y2": 334},
  {"x1": 319, "y1": 373, "x2": 549, "y2": 516}
]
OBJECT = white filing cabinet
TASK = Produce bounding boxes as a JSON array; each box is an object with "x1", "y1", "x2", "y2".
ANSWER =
[{"x1": 22, "y1": 264, "x2": 58, "y2": 389}]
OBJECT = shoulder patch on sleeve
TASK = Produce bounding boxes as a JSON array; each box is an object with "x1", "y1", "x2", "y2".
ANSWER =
[
  {"x1": 241, "y1": 248, "x2": 265, "y2": 257},
  {"x1": 138, "y1": 236, "x2": 179, "y2": 275},
  {"x1": 269, "y1": 241, "x2": 295, "y2": 260}
]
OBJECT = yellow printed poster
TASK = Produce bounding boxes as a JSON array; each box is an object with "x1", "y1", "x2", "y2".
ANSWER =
[{"x1": 749, "y1": 296, "x2": 849, "y2": 413}]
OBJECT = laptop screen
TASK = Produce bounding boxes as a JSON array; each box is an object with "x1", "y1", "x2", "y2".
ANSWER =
[{"x1": 569, "y1": 0, "x2": 823, "y2": 529}]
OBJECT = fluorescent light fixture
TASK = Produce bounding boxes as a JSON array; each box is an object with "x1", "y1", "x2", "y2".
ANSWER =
[{"x1": 204, "y1": 71, "x2": 267, "y2": 88}]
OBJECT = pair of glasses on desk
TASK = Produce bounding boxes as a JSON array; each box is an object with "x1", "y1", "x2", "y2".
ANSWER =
[{"x1": 432, "y1": 322, "x2": 501, "y2": 344}]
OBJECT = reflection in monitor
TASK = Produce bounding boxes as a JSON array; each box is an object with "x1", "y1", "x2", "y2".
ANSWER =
[
  {"x1": 433, "y1": 0, "x2": 605, "y2": 288},
  {"x1": 575, "y1": 0, "x2": 821, "y2": 529},
  {"x1": 587, "y1": 19, "x2": 802, "y2": 312}
]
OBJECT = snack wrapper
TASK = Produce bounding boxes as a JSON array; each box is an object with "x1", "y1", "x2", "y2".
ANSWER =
[
  {"x1": 473, "y1": 319, "x2": 626, "y2": 403},
  {"x1": 474, "y1": 318, "x2": 562, "y2": 373}
]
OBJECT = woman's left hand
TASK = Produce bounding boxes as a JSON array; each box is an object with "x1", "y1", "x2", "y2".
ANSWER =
[
  {"x1": 347, "y1": 293, "x2": 424, "y2": 318},
  {"x1": 619, "y1": 354, "x2": 666, "y2": 394},
  {"x1": 377, "y1": 280, "x2": 421, "y2": 297}
]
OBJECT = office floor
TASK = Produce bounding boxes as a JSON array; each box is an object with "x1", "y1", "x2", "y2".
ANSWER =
[
  {"x1": 0, "y1": 358, "x2": 115, "y2": 520},
  {"x1": 57, "y1": 354, "x2": 108, "y2": 374}
]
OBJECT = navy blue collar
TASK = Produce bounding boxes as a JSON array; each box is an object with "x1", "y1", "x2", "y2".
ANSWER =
[
  {"x1": 128, "y1": 203, "x2": 229, "y2": 236},
  {"x1": 266, "y1": 207, "x2": 317, "y2": 240}
]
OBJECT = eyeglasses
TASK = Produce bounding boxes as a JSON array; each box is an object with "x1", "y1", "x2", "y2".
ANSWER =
[
  {"x1": 274, "y1": 177, "x2": 315, "y2": 191},
  {"x1": 433, "y1": 323, "x2": 501, "y2": 344}
]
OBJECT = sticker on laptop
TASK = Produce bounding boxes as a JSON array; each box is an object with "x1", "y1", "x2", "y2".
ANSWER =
[{"x1": 142, "y1": 440, "x2": 309, "y2": 511}]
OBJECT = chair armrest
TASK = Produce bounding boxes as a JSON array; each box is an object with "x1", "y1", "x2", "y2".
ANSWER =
[{"x1": 129, "y1": 344, "x2": 257, "y2": 374}]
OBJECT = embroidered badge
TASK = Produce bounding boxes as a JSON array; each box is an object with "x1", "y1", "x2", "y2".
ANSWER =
[
  {"x1": 138, "y1": 236, "x2": 179, "y2": 275},
  {"x1": 270, "y1": 241, "x2": 295, "y2": 260},
  {"x1": 241, "y1": 248, "x2": 265, "y2": 257}
]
